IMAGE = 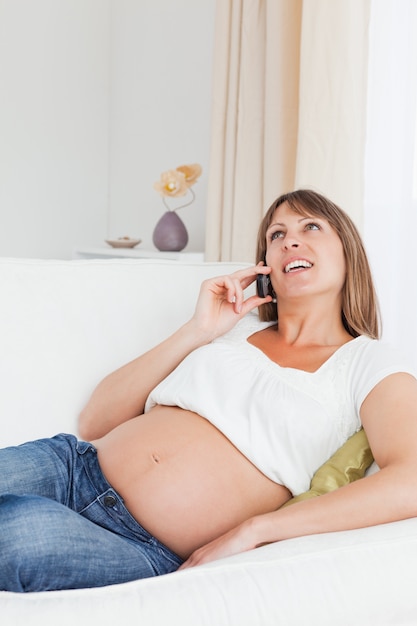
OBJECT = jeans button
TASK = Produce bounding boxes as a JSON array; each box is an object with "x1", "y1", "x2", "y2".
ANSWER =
[{"x1": 103, "y1": 494, "x2": 117, "y2": 507}]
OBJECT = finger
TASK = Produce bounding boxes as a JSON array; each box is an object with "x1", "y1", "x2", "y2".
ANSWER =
[
  {"x1": 219, "y1": 275, "x2": 242, "y2": 306},
  {"x1": 229, "y1": 277, "x2": 245, "y2": 313},
  {"x1": 238, "y1": 265, "x2": 272, "y2": 291},
  {"x1": 240, "y1": 294, "x2": 273, "y2": 316},
  {"x1": 207, "y1": 266, "x2": 271, "y2": 309},
  {"x1": 229, "y1": 268, "x2": 274, "y2": 313},
  {"x1": 213, "y1": 275, "x2": 244, "y2": 313}
]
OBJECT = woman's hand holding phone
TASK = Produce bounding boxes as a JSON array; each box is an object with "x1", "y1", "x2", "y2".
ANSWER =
[{"x1": 189, "y1": 264, "x2": 273, "y2": 342}]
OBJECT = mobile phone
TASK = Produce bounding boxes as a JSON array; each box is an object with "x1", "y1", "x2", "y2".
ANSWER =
[{"x1": 256, "y1": 274, "x2": 272, "y2": 299}]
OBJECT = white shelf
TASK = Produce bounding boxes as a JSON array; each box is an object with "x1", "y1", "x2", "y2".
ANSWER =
[{"x1": 72, "y1": 246, "x2": 205, "y2": 262}]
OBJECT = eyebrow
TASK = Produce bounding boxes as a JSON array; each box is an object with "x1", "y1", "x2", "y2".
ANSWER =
[{"x1": 267, "y1": 216, "x2": 314, "y2": 229}]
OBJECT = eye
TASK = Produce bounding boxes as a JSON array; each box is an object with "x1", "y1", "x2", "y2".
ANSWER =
[
  {"x1": 305, "y1": 222, "x2": 320, "y2": 231},
  {"x1": 269, "y1": 230, "x2": 285, "y2": 241}
]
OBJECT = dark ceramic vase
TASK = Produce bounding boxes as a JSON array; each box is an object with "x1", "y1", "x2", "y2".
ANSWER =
[{"x1": 152, "y1": 211, "x2": 188, "y2": 252}]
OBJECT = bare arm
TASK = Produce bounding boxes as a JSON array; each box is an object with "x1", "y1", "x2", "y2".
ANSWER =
[
  {"x1": 181, "y1": 371, "x2": 417, "y2": 568},
  {"x1": 78, "y1": 264, "x2": 271, "y2": 440},
  {"x1": 78, "y1": 321, "x2": 209, "y2": 440}
]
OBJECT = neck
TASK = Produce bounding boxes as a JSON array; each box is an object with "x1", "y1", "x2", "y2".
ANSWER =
[{"x1": 275, "y1": 298, "x2": 351, "y2": 347}]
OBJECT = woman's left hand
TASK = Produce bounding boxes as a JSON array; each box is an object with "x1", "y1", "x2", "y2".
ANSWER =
[{"x1": 178, "y1": 519, "x2": 260, "y2": 570}]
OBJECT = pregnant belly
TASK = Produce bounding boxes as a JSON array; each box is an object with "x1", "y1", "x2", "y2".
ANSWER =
[{"x1": 92, "y1": 406, "x2": 290, "y2": 558}]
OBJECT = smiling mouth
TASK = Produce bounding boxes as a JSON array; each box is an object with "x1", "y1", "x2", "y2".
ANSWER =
[{"x1": 284, "y1": 260, "x2": 313, "y2": 273}]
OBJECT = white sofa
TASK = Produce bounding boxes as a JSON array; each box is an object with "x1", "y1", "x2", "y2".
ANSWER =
[{"x1": 1, "y1": 256, "x2": 417, "y2": 626}]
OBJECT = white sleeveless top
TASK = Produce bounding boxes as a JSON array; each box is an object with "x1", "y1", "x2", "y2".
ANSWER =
[{"x1": 145, "y1": 313, "x2": 413, "y2": 495}]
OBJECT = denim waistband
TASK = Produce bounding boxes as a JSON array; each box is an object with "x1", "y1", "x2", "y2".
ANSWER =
[{"x1": 76, "y1": 439, "x2": 116, "y2": 497}]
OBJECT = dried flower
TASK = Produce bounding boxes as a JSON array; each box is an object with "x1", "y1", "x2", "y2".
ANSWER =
[
  {"x1": 153, "y1": 169, "x2": 188, "y2": 198},
  {"x1": 153, "y1": 163, "x2": 202, "y2": 211},
  {"x1": 176, "y1": 163, "x2": 202, "y2": 186}
]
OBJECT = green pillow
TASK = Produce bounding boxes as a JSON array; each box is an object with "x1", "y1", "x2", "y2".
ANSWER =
[{"x1": 282, "y1": 428, "x2": 374, "y2": 508}]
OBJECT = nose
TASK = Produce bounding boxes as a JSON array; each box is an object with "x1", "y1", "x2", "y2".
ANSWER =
[{"x1": 283, "y1": 236, "x2": 299, "y2": 250}]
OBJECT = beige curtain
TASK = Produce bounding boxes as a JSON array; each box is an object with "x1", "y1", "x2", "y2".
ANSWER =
[{"x1": 205, "y1": 0, "x2": 371, "y2": 262}]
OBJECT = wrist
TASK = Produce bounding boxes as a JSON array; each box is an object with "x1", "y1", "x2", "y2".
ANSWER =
[
  {"x1": 244, "y1": 513, "x2": 279, "y2": 549},
  {"x1": 181, "y1": 318, "x2": 215, "y2": 348},
  {"x1": 183, "y1": 316, "x2": 219, "y2": 346}
]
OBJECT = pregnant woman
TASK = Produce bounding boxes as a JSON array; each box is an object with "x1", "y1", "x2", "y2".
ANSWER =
[{"x1": 1, "y1": 189, "x2": 417, "y2": 592}]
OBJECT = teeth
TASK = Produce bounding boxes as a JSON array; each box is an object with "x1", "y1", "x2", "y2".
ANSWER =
[{"x1": 284, "y1": 260, "x2": 312, "y2": 273}]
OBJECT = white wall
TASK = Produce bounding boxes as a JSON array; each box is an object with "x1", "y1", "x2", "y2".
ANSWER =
[
  {"x1": 0, "y1": 0, "x2": 215, "y2": 259},
  {"x1": 108, "y1": 0, "x2": 215, "y2": 252},
  {"x1": 0, "y1": 0, "x2": 110, "y2": 259}
]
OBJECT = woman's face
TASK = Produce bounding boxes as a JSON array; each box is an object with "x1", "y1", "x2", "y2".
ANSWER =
[{"x1": 264, "y1": 202, "x2": 346, "y2": 303}]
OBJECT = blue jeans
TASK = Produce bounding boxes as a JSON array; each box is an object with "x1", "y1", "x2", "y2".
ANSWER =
[{"x1": 0, "y1": 434, "x2": 183, "y2": 592}]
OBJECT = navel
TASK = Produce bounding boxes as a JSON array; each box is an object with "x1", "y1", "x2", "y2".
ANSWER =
[{"x1": 151, "y1": 452, "x2": 161, "y2": 464}]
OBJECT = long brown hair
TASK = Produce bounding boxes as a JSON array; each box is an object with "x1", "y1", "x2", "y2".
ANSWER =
[{"x1": 255, "y1": 189, "x2": 381, "y2": 339}]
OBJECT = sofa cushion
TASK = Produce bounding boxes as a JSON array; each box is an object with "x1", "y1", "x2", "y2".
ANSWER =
[
  {"x1": 283, "y1": 428, "x2": 374, "y2": 507},
  {"x1": 0, "y1": 258, "x2": 249, "y2": 447}
]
